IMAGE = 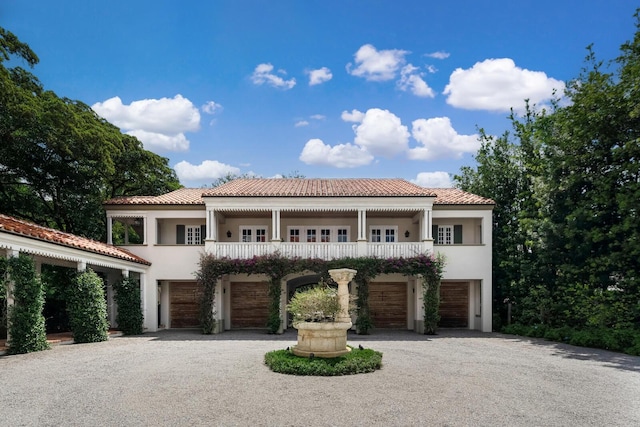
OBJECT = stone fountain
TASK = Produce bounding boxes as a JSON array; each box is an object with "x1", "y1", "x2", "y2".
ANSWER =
[{"x1": 292, "y1": 268, "x2": 357, "y2": 358}]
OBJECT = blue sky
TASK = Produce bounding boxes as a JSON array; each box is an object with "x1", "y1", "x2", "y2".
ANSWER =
[{"x1": 3, "y1": 1, "x2": 637, "y2": 187}]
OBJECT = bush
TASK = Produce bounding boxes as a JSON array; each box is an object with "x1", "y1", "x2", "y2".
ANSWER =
[
  {"x1": 264, "y1": 346, "x2": 383, "y2": 375},
  {"x1": 67, "y1": 269, "x2": 108, "y2": 343},
  {"x1": 5, "y1": 255, "x2": 50, "y2": 354},
  {"x1": 287, "y1": 283, "x2": 341, "y2": 324},
  {"x1": 423, "y1": 279, "x2": 440, "y2": 335},
  {"x1": 113, "y1": 277, "x2": 143, "y2": 335}
]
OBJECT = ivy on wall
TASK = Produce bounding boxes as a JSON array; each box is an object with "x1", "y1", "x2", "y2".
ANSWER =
[{"x1": 197, "y1": 252, "x2": 445, "y2": 335}]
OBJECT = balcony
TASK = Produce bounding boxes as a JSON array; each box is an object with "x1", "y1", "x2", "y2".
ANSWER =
[{"x1": 205, "y1": 241, "x2": 431, "y2": 260}]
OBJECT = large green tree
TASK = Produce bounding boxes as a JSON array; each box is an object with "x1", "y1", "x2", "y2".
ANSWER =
[{"x1": 0, "y1": 27, "x2": 181, "y2": 240}]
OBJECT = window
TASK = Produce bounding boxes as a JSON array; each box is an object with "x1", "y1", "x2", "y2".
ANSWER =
[
  {"x1": 369, "y1": 226, "x2": 397, "y2": 243},
  {"x1": 240, "y1": 226, "x2": 268, "y2": 242},
  {"x1": 186, "y1": 225, "x2": 201, "y2": 245},
  {"x1": 337, "y1": 228, "x2": 348, "y2": 242},
  {"x1": 320, "y1": 229, "x2": 331, "y2": 242},
  {"x1": 176, "y1": 224, "x2": 205, "y2": 245},
  {"x1": 433, "y1": 225, "x2": 463, "y2": 244},
  {"x1": 306, "y1": 229, "x2": 317, "y2": 242},
  {"x1": 289, "y1": 228, "x2": 300, "y2": 242}
]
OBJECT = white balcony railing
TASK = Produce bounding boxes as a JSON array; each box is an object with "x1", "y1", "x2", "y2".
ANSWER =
[{"x1": 206, "y1": 241, "x2": 434, "y2": 260}]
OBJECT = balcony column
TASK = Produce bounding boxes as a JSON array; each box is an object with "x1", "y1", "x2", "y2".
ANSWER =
[
  {"x1": 422, "y1": 207, "x2": 433, "y2": 241},
  {"x1": 207, "y1": 209, "x2": 218, "y2": 241},
  {"x1": 357, "y1": 209, "x2": 367, "y2": 241},
  {"x1": 271, "y1": 209, "x2": 281, "y2": 241},
  {"x1": 107, "y1": 216, "x2": 113, "y2": 244}
]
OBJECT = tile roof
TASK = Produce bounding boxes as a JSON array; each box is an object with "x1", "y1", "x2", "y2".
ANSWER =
[
  {"x1": 428, "y1": 188, "x2": 495, "y2": 205},
  {"x1": 0, "y1": 214, "x2": 151, "y2": 265},
  {"x1": 202, "y1": 178, "x2": 437, "y2": 197},
  {"x1": 102, "y1": 179, "x2": 494, "y2": 206},
  {"x1": 104, "y1": 188, "x2": 205, "y2": 205}
]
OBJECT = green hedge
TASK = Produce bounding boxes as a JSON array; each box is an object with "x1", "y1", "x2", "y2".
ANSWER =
[
  {"x1": 502, "y1": 323, "x2": 640, "y2": 356},
  {"x1": 113, "y1": 277, "x2": 143, "y2": 335},
  {"x1": 5, "y1": 255, "x2": 50, "y2": 354},
  {"x1": 67, "y1": 269, "x2": 108, "y2": 343},
  {"x1": 264, "y1": 346, "x2": 383, "y2": 375}
]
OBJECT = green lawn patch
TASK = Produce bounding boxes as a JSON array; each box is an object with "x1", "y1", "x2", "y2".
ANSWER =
[{"x1": 264, "y1": 346, "x2": 383, "y2": 376}]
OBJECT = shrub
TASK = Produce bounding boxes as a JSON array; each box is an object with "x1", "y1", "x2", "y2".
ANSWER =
[
  {"x1": 287, "y1": 283, "x2": 341, "y2": 324},
  {"x1": 67, "y1": 269, "x2": 108, "y2": 343},
  {"x1": 5, "y1": 255, "x2": 50, "y2": 354},
  {"x1": 113, "y1": 277, "x2": 143, "y2": 335},
  {"x1": 264, "y1": 347, "x2": 383, "y2": 375},
  {"x1": 423, "y1": 279, "x2": 440, "y2": 335}
]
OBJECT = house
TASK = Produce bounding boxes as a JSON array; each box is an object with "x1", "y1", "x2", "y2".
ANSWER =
[
  {"x1": 104, "y1": 178, "x2": 494, "y2": 333},
  {"x1": 0, "y1": 213, "x2": 150, "y2": 334}
]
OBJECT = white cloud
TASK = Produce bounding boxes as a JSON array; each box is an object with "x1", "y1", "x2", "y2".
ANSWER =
[
  {"x1": 408, "y1": 117, "x2": 479, "y2": 161},
  {"x1": 412, "y1": 171, "x2": 453, "y2": 188},
  {"x1": 310, "y1": 114, "x2": 326, "y2": 120},
  {"x1": 307, "y1": 67, "x2": 332, "y2": 85},
  {"x1": 353, "y1": 108, "x2": 409, "y2": 158},
  {"x1": 299, "y1": 138, "x2": 374, "y2": 168},
  {"x1": 346, "y1": 44, "x2": 408, "y2": 81},
  {"x1": 443, "y1": 58, "x2": 565, "y2": 113},
  {"x1": 397, "y1": 64, "x2": 435, "y2": 98},
  {"x1": 251, "y1": 63, "x2": 296, "y2": 89},
  {"x1": 425, "y1": 51, "x2": 450, "y2": 59},
  {"x1": 426, "y1": 65, "x2": 437, "y2": 74},
  {"x1": 341, "y1": 109, "x2": 365, "y2": 123},
  {"x1": 295, "y1": 120, "x2": 309, "y2": 127},
  {"x1": 92, "y1": 95, "x2": 200, "y2": 152},
  {"x1": 173, "y1": 160, "x2": 240, "y2": 182},
  {"x1": 202, "y1": 101, "x2": 222, "y2": 114}
]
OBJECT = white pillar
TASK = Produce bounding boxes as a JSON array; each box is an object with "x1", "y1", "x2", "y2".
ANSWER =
[
  {"x1": 271, "y1": 209, "x2": 281, "y2": 241},
  {"x1": 207, "y1": 209, "x2": 218, "y2": 241},
  {"x1": 329, "y1": 268, "x2": 357, "y2": 324},
  {"x1": 107, "y1": 216, "x2": 113, "y2": 244},
  {"x1": 357, "y1": 209, "x2": 367, "y2": 241},
  {"x1": 142, "y1": 216, "x2": 147, "y2": 245},
  {"x1": 77, "y1": 260, "x2": 87, "y2": 272}
]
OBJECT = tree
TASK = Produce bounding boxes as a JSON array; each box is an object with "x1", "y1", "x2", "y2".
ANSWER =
[{"x1": 0, "y1": 27, "x2": 181, "y2": 240}]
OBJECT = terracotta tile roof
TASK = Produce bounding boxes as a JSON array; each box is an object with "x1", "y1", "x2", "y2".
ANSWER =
[
  {"x1": 0, "y1": 214, "x2": 151, "y2": 265},
  {"x1": 203, "y1": 178, "x2": 437, "y2": 197},
  {"x1": 104, "y1": 188, "x2": 205, "y2": 205},
  {"x1": 426, "y1": 188, "x2": 495, "y2": 205}
]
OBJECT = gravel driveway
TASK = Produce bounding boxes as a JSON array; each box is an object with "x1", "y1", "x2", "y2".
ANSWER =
[{"x1": 1, "y1": 329, "x2": 639, "y2": 426}]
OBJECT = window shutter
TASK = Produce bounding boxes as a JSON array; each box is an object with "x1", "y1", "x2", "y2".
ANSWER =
[
  {"x1": 454, "y1": 225, "x2": 463, "y2": 244},
  {"x1": 432, "y1": 225, "x2": 438, "y2": 241},
  {"x1": 176, "y1": 225, "x2": 185, "y2": 244},
  {"x1": 200, "y1": 224, "x2": 206, "y2": 243}
]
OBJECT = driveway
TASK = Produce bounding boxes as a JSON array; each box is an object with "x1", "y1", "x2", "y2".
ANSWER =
[{"x1": 1, "y1": 329, "x2": 638, "y2": 426}]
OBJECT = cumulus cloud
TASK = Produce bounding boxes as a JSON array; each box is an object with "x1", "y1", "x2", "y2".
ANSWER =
[
  {"x1": 353, "y1": 108, "x2": 409, "y2": 158},
  {"x1": 346, "y1": 44, "x2": 408, "y2": 81},
  {"x1": 251, "y1": 63, "x2": 296, "y2": 89},
  {"x1": 341, "y1": 109, "x2": 365, "y2": 123},
  {"x1": 443, "y1": 58, "x2": 565, "y2": 113},
  {"x1": 408, "y1": 117, "x2": 479, "y2": 161},
  {"x1": 299, "y1": 139, "x2": 374, "y2": 168},
  {"x1": 92, "y1": 95, "x2": 200, "y2": 152},
  {"x1": 202, "y1": 101, "x2": 222, "y2": 114},
  {"x1": 307, "y1": 67, "x2": 332, "y2": 85},
  {"x1": 397, "y1": 64, "x2": 435, "y2": 98},
  {"x1": 425, "y1": 51, "x2": 450, "y2": 59},
  {"x1": 412, "y1": 171, "x2": 453, "y2": 188},
  {"x1": 295, "y1": 120, "x2": 309, "y2": 127},
  {"x1": 173, "y1": 160, "x2": 240, "y2": 182}
]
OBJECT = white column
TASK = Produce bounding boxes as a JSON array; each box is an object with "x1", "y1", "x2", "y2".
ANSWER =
[
  {"x1": 329, "y1": 268, "x2": 357, "y2": 324},
  {"x1": 415, "y1": 275, "x2": 425, "y2": 333},
  {"x1": 77, "y1": 260, "x2": 87, "y2": 272},
  {"x1": 142, "y1": 216, "x2": 147, "y2": 245},
  {"x1": 207, "y1": 209, "x2": 218, "y2": 241},
  {"x1": 271, "y1": 209, "x2": 281, "y2": 241},
  {"x1": 107, "y1": 216, "x2": 113, "y2": 244},
  {"x1": 357, "y1": 209, "x2": 367, "y2": 241}
]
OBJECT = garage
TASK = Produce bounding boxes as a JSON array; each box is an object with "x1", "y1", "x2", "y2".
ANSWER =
[
  {"x1": 439, "y1": 282, "x2": 469, "y2": 327},
  {"x1": 230, "y1": 282, "x2": 270, "y2": 328},
  {"x1": 369, "y1": 282, "x2": 407, "y2": 328},
  {"x1": 170, "y1": 282, "x2": 202, "y2": 328}
]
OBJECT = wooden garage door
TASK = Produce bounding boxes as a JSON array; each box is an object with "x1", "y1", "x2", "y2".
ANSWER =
[
  {"x1": 230, "y1": 282, "x2": 270, "y2": 329},
  {"x1": 369, "y1": 282, "x2": 407, "y2": 328},
  {"x1": 439, "y1": 282, "x2": 469, "y2": 327},
  {"x1": 170, "y1": 282, "x2": 202, "y2": 328}
]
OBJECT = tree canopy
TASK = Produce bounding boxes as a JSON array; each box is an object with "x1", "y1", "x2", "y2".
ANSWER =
[
  {"x1": 456, "y1": 10, "x2": 640, "y2": 332},
  {"x1": 0, "y1": 27, "x2": 181, "y2": 240}
]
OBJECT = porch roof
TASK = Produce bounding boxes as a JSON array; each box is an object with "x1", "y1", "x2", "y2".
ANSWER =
[{"x1": 0, "y1": 214, "x2": 151, "y2": 265}]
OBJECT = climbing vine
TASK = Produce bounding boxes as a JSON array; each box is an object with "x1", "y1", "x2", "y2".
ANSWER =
[{"x1": 197, "y1": 252, "x2": 445, "y2": 335}]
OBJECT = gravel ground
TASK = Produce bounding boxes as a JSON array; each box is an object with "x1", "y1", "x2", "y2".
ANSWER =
[{"x1": 1, "y1": 329, "x2": 639, "y2": 427}]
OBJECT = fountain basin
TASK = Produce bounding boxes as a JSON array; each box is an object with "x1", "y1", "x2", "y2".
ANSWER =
[{"x1": 292, "y1": 321, "x2": 352, "y2": 358}]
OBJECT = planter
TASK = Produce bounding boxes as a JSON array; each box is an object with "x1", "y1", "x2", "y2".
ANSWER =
[{"x1": 292, "y1": 321, "x2": 352, "y2": 358}]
